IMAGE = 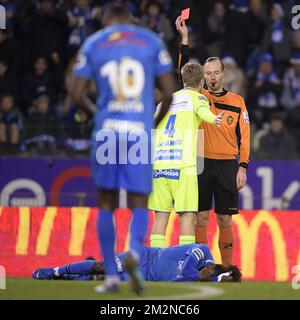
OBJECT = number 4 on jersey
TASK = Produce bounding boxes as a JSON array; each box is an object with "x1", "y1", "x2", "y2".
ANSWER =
[{"x1": 164, "y1": 114, "x2": 176, "y2": 137}]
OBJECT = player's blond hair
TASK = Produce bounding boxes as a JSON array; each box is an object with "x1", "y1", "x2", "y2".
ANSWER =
[{"x1": 181, "y1": 62, "x2": 204, "y2": 88}]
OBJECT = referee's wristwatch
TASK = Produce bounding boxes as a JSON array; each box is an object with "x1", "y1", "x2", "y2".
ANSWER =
[{"x1": 239, "y1": 162, "x2": 248, "y2": 169}]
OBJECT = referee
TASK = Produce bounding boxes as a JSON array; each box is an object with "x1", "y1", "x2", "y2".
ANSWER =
[{"x1": 176, "y1": 17, "x2": 250, "y2": 266}]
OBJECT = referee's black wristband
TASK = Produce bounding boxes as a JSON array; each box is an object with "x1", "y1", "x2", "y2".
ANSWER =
[
  {"x1": 239, "y1": 162, "x2": 248, "y2": 169},
  {"x1": 180, "y1": 44, "x2": 189, "y2": 57}
]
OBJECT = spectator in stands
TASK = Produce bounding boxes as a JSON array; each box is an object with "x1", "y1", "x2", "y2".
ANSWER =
[
  {"x1": 222, "y1": 55, "x2": 246, "y2": 98},
  {"x1": 0, "y1": 60, "x2": 18, "y2": 101},
  {"x1": 138, "y1": 0, "x2": 148, "y2": 16},
  {"x1": 22, "y1": 56, "x2": 63, "y2": 113},
  {"x1": 248, "y1": 53, "x2": 282, "y2": 127},
  {"x1": 90, "y1": 2, "x2": 103, "y2": 30},
  {"x1": 0, "y1": 29, "x2": 18, "y2": 72},
  {"x1": 0, "y1": 93, "x2": 22, "y2": 154},
  {"x1": 223, "y1": 0, "x2": 249, "y2": 67},
  {"x1": 103, "y1": 0, "x2": 138, "y2": 16},
  {"x1": 255, "y1": 113, "x2": 298, "y2": 159},
  {"x1": 280, "y1": 52, "x2": 300, "y2": 155},
  {"x1": 261, "y1": 3, "x2": 290, "y2": 74},
  {"x1": 25, "y1": 94, "x2": 62, "y2": 155},
  {"x1": 140, "y1": 2, "x2": 161, "y2": 33},
  {"x1": 245, "y1": 0, "x2": 268, "y2": 74},
  {"x1": 280, "y1": 52, "x2": 300, "y2": 111},
  {"x1": 140, "y1": 1, "x2": 173, "y2": 44},
  {"x1": 64, "y1": 107, "x2": 93, "y2": 155},
  {"x1": 26, "y1": 0, "x2": 68, "y2": 64},
  {"x1": 67, "y1": 0, "x2": 94, "y2": 54},
  {"x1": 204, "y1": 1, "x2": 226, "y2": 57},
  {"x1": 288, "y1": 105, "x2": 300, "y2": 156}
]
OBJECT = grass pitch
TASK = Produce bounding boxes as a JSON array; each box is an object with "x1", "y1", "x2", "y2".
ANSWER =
[{"x1": 0, "y1": 279, "x2": 300, "y2": 300}]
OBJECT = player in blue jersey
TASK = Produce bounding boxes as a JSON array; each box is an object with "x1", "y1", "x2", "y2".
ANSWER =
[
  {"x1": 32, "y1": 244, "x2": 242, "y2": 283},
  {"x1": 70, "y1": 5, "x2": 175, "y2": 295}
]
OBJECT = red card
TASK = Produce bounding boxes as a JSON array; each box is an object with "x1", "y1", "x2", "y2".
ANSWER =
[{"x1": 181, "y1": 8, "x2": 190, "y2": 20}]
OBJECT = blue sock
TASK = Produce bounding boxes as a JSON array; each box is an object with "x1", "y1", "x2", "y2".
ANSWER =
[
  {"x1": 130, "y1": 207, "x2": 149, "y2": 258},
  {"x1": 58, "y1": 260, "x2": 95, "y2": 275},
  {"x1": 97, "y1": 209, "x2": 118, "y2": 276},
  {"x1": 63, "y1": 274, "x2": 93, "y2": 281}
]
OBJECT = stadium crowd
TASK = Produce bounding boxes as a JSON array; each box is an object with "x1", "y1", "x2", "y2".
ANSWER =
[{"x1": 0, "y1": 0, "x2": 299, "y2": 159}]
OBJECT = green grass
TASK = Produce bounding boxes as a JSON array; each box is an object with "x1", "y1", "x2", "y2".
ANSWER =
[{"x1": 0, "y1": 279, "x2": 299, "y2": 300}]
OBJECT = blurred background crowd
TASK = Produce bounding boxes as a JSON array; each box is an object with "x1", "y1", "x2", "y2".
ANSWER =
[{"x1": 0, "y1": 0, "x2": 299, "y2": 159}]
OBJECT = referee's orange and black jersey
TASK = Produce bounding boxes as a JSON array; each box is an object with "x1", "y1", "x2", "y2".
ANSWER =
[{"x1": 179, "y1": 45, "x2": 250, "y2": 167}]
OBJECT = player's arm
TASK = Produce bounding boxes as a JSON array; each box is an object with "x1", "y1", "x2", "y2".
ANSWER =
[
  {"x1": 173, "y1": 255, "x2": 200, "y2": 282},
  {"x1": 175, "y1": 16, "x2": 189, "y2": 85},
  {"x1": 70, "y1": 49, "x2": 97, "y2": 117},
  {"x1": 173, "y1": 248, "x2": 208, "y2": 282},
  {"x1": 70, "y1": 77, "x2": 96, "y2": 117},
  {"x1": 195, "y1": 95, "x2": 223, "y2": 127},
  {"x1": 236, "y1": 98, "x2": 250, "y2": 189}
]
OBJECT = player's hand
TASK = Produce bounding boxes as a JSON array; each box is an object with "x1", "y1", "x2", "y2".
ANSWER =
[
  {"x1": 214, "y1": 112, "x2": 224, "y2": 127},
  {"x1": 175, "y1": 16, "x2": 188, "y2": 45},
  {"x1": 236, "y1": 167, "x2": 247, "y2": 190}
]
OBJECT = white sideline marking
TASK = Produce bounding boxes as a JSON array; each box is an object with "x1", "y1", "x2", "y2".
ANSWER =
[{"x1": 137, "y1": 284, "x2": 224, "y2": 300}]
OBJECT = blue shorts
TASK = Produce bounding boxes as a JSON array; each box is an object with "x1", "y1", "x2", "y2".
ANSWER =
[{"x1": 91, "y1": 134, "x2": 152, "y2": 195}]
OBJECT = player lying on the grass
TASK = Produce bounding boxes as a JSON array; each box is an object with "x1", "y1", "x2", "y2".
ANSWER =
[{"x1": 32, "y1": 244, "x2": 242, "y2": 283}]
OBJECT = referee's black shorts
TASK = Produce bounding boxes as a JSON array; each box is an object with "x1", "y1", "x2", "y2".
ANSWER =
[{"x1": 197, "y1": 158, "x2": 239, "y2": 215}]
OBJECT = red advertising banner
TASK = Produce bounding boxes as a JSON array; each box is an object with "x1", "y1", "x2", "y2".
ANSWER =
[{"x1": 0, "y1": 207, "x2": 299, "y2": 281}]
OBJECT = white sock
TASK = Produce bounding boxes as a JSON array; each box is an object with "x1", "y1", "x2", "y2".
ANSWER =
[
  {"x1": 105, "y1": 275, "x2": 120, "y2": 286},
  {"x1": 129, "y1": 249, "x2": 140, "y2": 264}
]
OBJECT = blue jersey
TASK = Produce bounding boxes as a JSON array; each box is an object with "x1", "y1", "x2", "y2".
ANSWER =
[
  {"x1": 74, "y1": 24, "x2": 172, "y2": 193},
  {"x1": 34, "y1": 244, "x2": 215, "y2": 281},
  {"x1": 117, "y1": 244, "x2": 215, "y2": 282},
  {"x1": 74, "y1": 23, "x2": 172, "y2": 135}
]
